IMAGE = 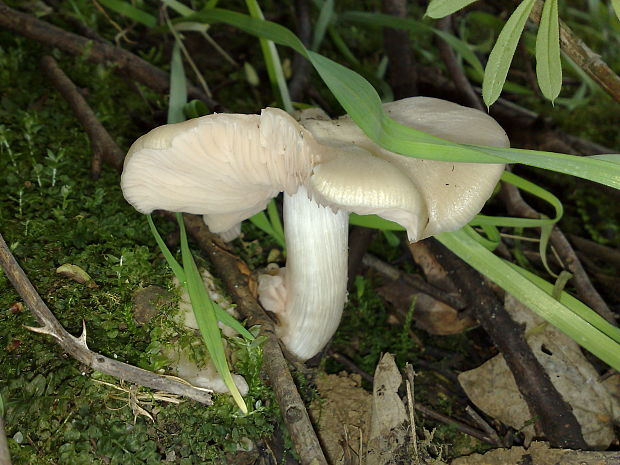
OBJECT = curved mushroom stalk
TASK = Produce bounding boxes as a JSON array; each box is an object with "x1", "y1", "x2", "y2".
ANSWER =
[{"x1": 259, "y1": 186, "x2": 348, "y2": 360}]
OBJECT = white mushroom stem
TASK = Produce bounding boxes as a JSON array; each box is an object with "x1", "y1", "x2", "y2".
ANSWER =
[{"x1": 260, "y1": 186, "x2": 348, "y2": 360}]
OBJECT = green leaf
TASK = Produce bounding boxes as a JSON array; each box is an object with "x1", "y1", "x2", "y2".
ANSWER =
[
  {"x1": 177, "y1": 213, "x2": 248, "y2": 414},
  {"x1": 246, "y1": 0, "x2": 294, "y2": 113},
  {"x1": 187, "y1": 8, "x2": 620, "y2": 190},
  {"x1": 98, "y1": 0, "x2": 157, "y2": 27},
  {"x1": 536, "y1": 0, "x2": 562, "y2": 102},
  {"x1": 312, "y1": 0, "x2": 334, "y2": 50},
  {"x1": 613, "y1": 0, "x2": 620, "y2": 21},
  {"x1": 438, "y1": 228, "x2": 620, "y2": 370},
  {"x1": 482, "y1": 0, "x2": 536, "y2": 107},
  {"x1": 167, "y1": 42, "x2": 188, "y2": 124},
  {"x1": 426, "y1": 0, "x2": 479, "y2": 19}
]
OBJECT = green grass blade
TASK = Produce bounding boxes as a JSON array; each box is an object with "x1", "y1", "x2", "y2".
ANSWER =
[
  {"x1": 146, "y1": 214, "x2": 186, "y2": 283},
  {"x1": 612, "y1": 0, "x2": 620, "y2": 21},
  {"x1": 163, "y1": 0, "x2": 194, "y2": 16},
  {"x1": 482, "y1": 0, "x2": 536, "y2": 107},
  {"x1": 167, "y1": 41, "x2": 188, "y2": 124},
  {"x1": 266, "y1": 199, "x2": 285, "y2": 244},
  {"x1": 438, "y1": 228, "x2": 620, "y2": 370},
  {"x1": 249, "y1": 210, "x2": 286, "y2": 248},
  {"x1": 147, "y1": 215, "x2": 253, "y2": 339},
  {"x1": 312, "y1": 0, "x2": 334, "y2": 50},
  {"x1": 245, "y1": 0, "x2": 294, "y2": 113},
  {"x1": 426, "y1": 0, "x2": 479, "y2": 19},
  {"x1": 177, "y1": 213, "x2": 248, "y2": 414},
  {"x1": 98, "y1": 0, "x2": 157, "y2": 27},
  {"x1": 187, "y1": 8, "x2": 620, "y2": 190},
  {"x1": 536, "y1": 0, "x2": 562, "y2": 102}
]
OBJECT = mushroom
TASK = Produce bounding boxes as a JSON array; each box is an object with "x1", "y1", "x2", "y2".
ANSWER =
[{"x1": 121, "y1": 97, "x2": 508, "y2": 361}]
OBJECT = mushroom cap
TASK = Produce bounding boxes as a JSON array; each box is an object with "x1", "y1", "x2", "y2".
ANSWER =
[
  {"x1": 300, "y1": 97, "x2": 508, "y2": 240},
  {"x1": 121, "y1": 108, "x2": 317, "y2": 233}
]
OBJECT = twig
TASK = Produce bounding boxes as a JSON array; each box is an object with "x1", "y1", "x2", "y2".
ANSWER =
[
  {"x1": 465, "y1": 405, "x2": 503, "y2": 447},
  {"x1": 40, "y1": 55, "x2": 124, "y2": 177},
  {"x1": 436, "y1": 16, "x2": 484, "y2": 111},
  {"x1": 0, "y1": 2, "x2": 219, "y2": 110},
  {"x1": 381, "y1": 0, "x2": 417, "y2": 99},
  {"x1": 501, "y1": 182, "x2": 616, "y2": 323},
  {"x1": 529, "y1": 0, "x2": 620, "y2": 103},
  {"x1": 369, "y1": 249, "x2": 465, "y2": 310},
  {"x1": 0, "y1": 415, "x2": 11, "y2": 465},
  {"x1": 404, "y1": 364, "x2": 419, "y2": 463},
  {"x1": 0, "y1": 232, "x2": 213, "y2": 405},
  {"x1": 178, "y1": 214, "x2": 329, "y2": 465},
  {"x1": 421, "y1": 238, "x2": 588, "y2": 449},
  {"x1": 568, "y1": 234, "x2": 620, "y2": 270}
]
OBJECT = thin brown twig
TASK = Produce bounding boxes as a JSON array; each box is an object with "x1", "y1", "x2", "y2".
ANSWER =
[
  {"x1": 436, "y1": 16, "x2": 484, "y2": 112},
  {"x1": 500, "y1": 182, "x2": 616, "y2": 324},
  {"x1": 40, "y1": 55, "x2": 124, "y2": 177},
  {"x1": 529, "y1": 0, "x2": 620, "y2": 103},
  {"x1": 0, "y1": 231, "x2": 214, "y2": 405},
  {"x1": 0, "y1": 2, "x2": 219, "y2": 110},
  {"x1": 177, "y1": 214, "x2": 329, "y2": 465}
]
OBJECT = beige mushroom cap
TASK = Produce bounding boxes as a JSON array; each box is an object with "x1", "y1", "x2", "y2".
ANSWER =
[
  {"x1": 121, "y1": 108, "x2": 317, "y2": 233},
  {"x1": 301, "y1": 97, "x2": 509, "y2": 240}
]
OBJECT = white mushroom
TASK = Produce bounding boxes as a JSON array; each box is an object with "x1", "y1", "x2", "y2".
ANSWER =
[{"x1": 121, "y1": 97, "x2": 509, "y2": 361}]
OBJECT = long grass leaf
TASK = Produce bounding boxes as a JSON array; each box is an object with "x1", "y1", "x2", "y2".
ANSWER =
[
  {"x1": 246, "y1": 0, "x2": 294, "y2": 113},
  {"x1": 482, "y1": 0, "x2": 536, "y2": 107},
  {"x1": 167, "y1": 42, "x2": 188, "y2": 124},
  {"x1": 147, "y1": 214, "x2": 186, "y2": 283},
  {"x1": 426, "y1": 0, "x2": 479, "y2": 19},
  {"x1": 312, "y1": 0, "x2": 334, "y2": 50},
  {"x1": 613, "y1": 0, "x2": 620, "y2": 21},
  {"x1": 187, "y1": 8, "x2": 620, "y2": 190},
  {"x1": 438, "y1": 228, "x2": 620, "y2": 370},
  {"x1": 177, "y1": 213, "x2": 248, "y2": 413},
  {"x1": 536, "y1": 0, "x2": 562, "y2": 102}
]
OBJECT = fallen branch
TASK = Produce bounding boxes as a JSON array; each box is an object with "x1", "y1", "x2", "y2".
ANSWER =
[
  {"x1": 178, "y1": 214, "x2": 329, "y2": 465},
  {"x1": 436, "y1": 16, "x2": 484, "y2": 112},
  {"x1": 0, "y1": 231, "x2": 213, "y2": 405},
  {"x1": 40, "y1": 55, "x2": 124, "y2": 177},
  {"x1": 0, "y1": 2, "x2": 219, "y2": 110},
  {"x1": 530, "y1": 0, "x2": 620, "y2": 104},
  {"x1": 420, "y1": 238, "x2": 588, "y2": 449}
]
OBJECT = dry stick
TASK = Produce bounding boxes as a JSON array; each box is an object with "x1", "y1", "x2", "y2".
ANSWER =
[
  {"x1": 40, "y1": 55, "x2": 124, "y2": 177},
  {"x1": 529, "y1": 0, "x2": 620, "y2": 104},
  {"x1": 500, "y1": 182, "x2": 616, "y2": 324},
  {"x1": 422, "y1": 238, "x2": 588, "y2": 449},
  {"x1": 362, "y1": 253, "x2": 466, "y2": 310},
  {"x1": 381, "y1": 0, "x2": 418, "y2": 99},
  {"x1": 0, "y1": 232, "x2": 214, "y2": 405},
  {"x1": 436, "y1": 16, "x2": 484, "y2": 112},
  {"x1": 178, "y1": 214, "x2": 329, "y2": 465},
  {"x1": 0, "y1": 2, "x2": 219, "y2": 110},
  {"x1": 568, "y1": 234, "x2": 620, "y2": 270}
]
